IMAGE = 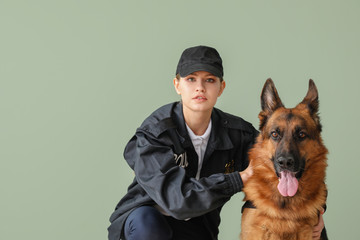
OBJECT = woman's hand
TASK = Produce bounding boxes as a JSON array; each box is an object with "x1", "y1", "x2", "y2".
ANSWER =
[
  {"x1": 312, "y1": 208, "x2": 325, "y2": 239},
  {"x1": 239, "y1": 160, "x2": 254, "y2": 185}
]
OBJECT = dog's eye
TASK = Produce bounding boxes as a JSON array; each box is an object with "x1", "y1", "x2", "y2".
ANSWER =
[
  {"x1": 271, "y1": 131, "x2": 280, "y2": 140},
  {"x1": 298, "y1": 131, "x2": 307, "y2": 139}
]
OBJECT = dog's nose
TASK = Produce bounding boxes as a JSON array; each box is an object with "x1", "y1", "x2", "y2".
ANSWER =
[{"x1": 276, "y1": 156, "x2": 295, "y2": 169}]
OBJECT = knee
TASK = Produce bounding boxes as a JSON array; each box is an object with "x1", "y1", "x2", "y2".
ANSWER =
[{"x1": 124, "y1": 206, "x2": 172, "y2": 240}]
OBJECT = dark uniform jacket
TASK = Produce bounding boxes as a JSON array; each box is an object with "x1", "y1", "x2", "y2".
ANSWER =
[{"x1": 108, "y1": 102, "x2": 257, "y2": 240}]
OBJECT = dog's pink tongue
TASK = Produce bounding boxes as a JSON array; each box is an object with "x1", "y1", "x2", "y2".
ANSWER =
[{"x1": 277, "y1": 171, "x2": 298, "y2": 197}]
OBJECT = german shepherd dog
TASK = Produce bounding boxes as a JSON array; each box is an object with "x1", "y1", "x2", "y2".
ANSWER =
[{"x1": 241, "y1": 79, "x2": 328, "y2": 240}]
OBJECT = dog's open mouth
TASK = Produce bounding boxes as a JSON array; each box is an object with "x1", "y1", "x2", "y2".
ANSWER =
[{"x1": 277, "y1": 170, "x2": 299, "y2": 197}]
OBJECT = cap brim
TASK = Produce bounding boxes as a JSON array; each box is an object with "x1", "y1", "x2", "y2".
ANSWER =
[{"x1": 178, "y1": 63, "x2": 223, "y2": 78}]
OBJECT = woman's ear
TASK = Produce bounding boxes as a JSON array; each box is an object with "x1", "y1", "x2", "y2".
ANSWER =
[
  {"x1": 173, "y1": 78, "x2": 181, "y2": 95},
  {"x1": 218, "y1": 80, "x2": 226, "y2": 97}
]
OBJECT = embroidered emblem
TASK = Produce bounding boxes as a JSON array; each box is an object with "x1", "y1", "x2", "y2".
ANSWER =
[
  {"x1": 224, "y1": 159, "x2": 235, "y2": 174},
  {"x1": 174, "y1": 152, "x2": 188, "y2": 168}
]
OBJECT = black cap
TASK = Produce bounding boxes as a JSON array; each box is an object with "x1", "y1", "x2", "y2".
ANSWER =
[{"x1": 176, "y1": 46, "x2": 223, "y2": 78}]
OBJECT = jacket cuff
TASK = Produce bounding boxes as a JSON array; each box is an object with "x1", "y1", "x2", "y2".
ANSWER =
[{"x1": 226, "y1": 171, "x2": 243, "y2": 195}]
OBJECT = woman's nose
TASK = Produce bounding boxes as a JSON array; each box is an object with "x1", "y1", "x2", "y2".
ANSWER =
[{"x1": 196, "y1": 81, "x2": 205, "y2": 92}]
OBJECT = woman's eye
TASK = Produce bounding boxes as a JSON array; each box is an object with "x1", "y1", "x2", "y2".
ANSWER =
[
  {"x1": 186, "y1": 78, "x2": 195, "y2": 82},
  {"x1": 206, "y1": 78, "x2": 215, "y2": 83}
]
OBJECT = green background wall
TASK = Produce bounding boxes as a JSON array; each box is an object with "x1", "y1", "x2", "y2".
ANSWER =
[{"x1": 1, "y1": 0, "x2": 359, "y2": 239}]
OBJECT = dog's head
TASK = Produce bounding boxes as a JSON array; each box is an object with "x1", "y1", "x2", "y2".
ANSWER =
[{"x1": 258, "y1": 78, "x2": 323, "y2": 197}]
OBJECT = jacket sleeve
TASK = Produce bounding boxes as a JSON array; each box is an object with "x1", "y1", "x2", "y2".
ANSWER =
[{"x1": 124, "y1": 130, "x2": 244, "y2": 220}]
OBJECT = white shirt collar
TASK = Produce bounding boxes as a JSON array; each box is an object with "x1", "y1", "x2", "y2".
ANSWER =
[{"x1": 186, "y1": 120, "x2": 212, "y2": 142}]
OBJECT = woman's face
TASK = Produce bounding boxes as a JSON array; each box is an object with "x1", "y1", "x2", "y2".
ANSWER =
[{"x1": 173, "y1": 71, "x2": 225, "y2": 116}]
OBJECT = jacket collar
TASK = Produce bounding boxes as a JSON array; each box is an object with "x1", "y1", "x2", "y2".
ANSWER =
[{"x1": 173, "y1": 102, "x2": 234, "y2": 151}]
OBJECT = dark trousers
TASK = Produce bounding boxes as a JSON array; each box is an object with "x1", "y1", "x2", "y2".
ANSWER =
[{"x1": 124, "y1": 206, "x2": 213, "y2": 240}]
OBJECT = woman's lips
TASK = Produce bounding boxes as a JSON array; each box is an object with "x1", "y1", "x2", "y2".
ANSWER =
[{"x1": 193, "y1": 95, "x2": 207, "y2": 101}]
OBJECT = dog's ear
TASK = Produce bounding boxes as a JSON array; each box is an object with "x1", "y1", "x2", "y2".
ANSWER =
[
  {"x1": 261, "y1": 78, "x2": 284, "y2": 113},
  {"x1": 299, "y1": 79, "x2": 322, "y2": 131},
  {"x1": 300, "y1": 79, "x2": 319, "y2": 115},
  {"x1": 259, "y1": 78, "x2": 284, "y2": 130}
]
